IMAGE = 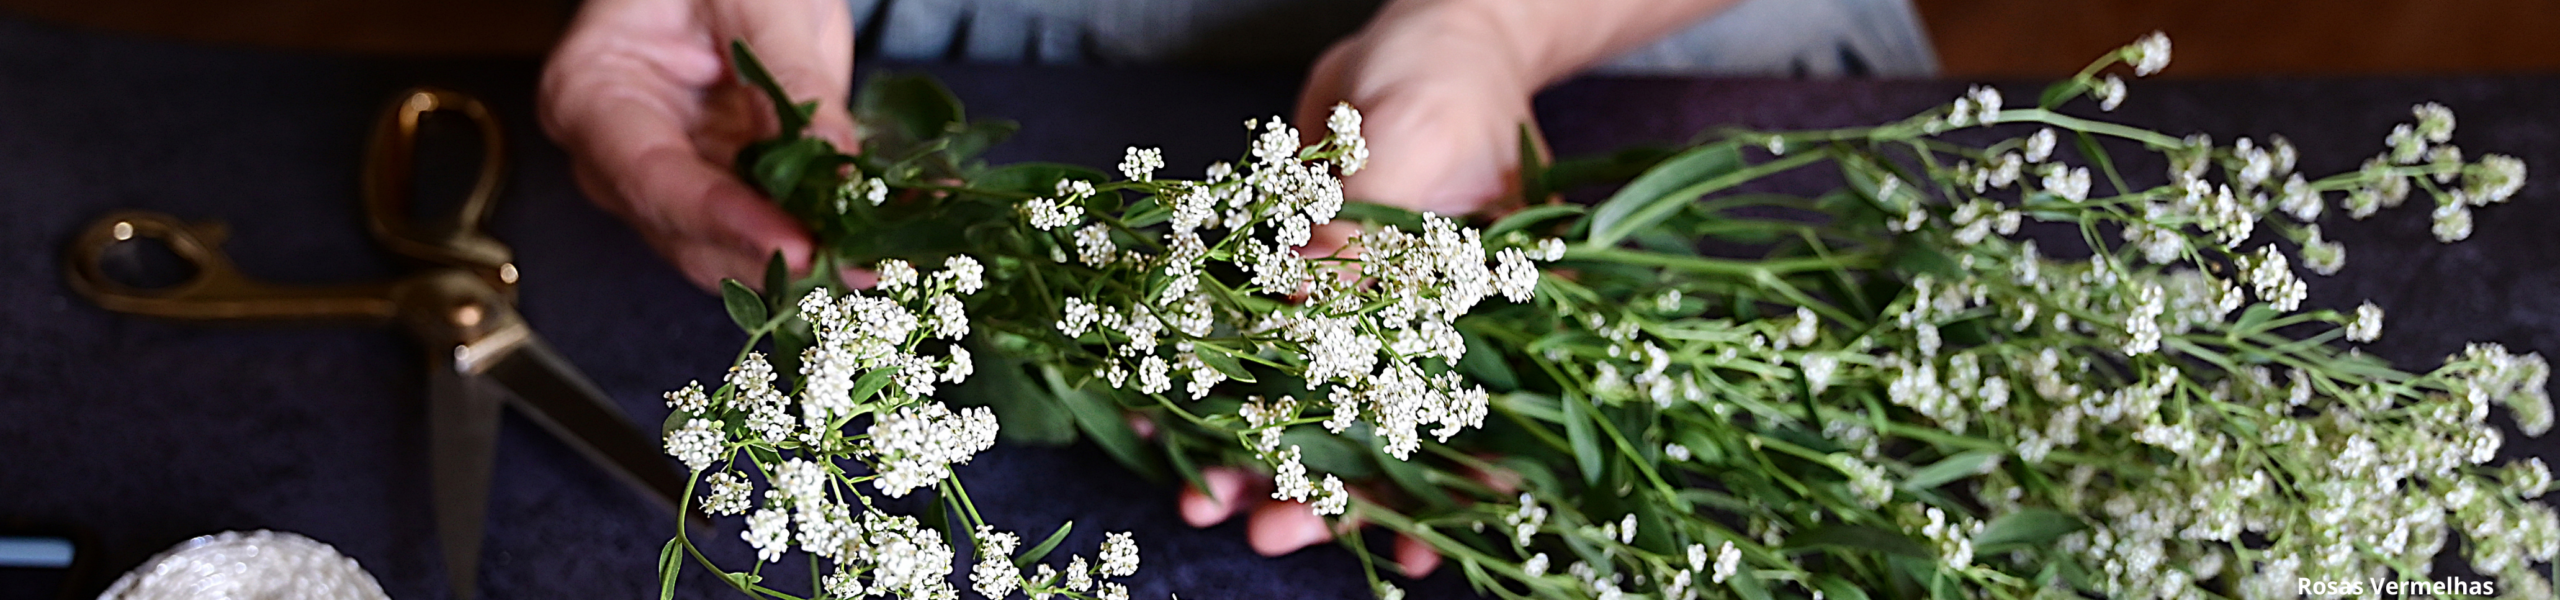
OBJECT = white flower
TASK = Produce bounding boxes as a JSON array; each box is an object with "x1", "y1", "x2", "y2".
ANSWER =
[
  {"x1": 1059, "y1": 296, "x2": 1099, "y2": 338},
  {"x1": 1098, "y1": 532, "x2": 1140, "y2": 578},
  {"x1": 2095, "y1": 74, "x2": 2127, "y2": 111},
  {"x1": 1493, "y1": 248, "x2": 1538, "y2": 301},
  {"x1": 1802, "y1": 354, "x2": 1839, "y2": 395},
  {"x1": 1023, "y1": 196, "x2": 1081, "y2": 231},
  {"x1": 2415, "y1": 102, "x2": 2457, "y2": 143},
  {"x1": 2024, "y1": 128, "x2": 2057, "y2": 162},
  {"x1": 876, "y1": 259, "x2": 918, "y2": 293},
  {"x1": 2128, "y1": 31, "x2": 2171, "y2": 76},
  {"x1": 1711, "y1": 541, "x2": 1740, "y2": 584},
  {"x1": 2433, "y1": 203, "x2": 2475, "y2": 242},
  {"x1": 2240, "y1": 245, "x2": 2306, "y2": 311},
  {"x1": 701, "y1": 471, "x2": 752, "y2": 515},
  {"x1": 926, "y1": 294, "x2": 969, "y2": 339},
  {"x1": 2277, "y1": 174, "x2": 2321, "y2": 222},
  {"x1": 866, "y1": 404, "x2": 1001, "y2": 497},
  {"x1": 1119, "y1": 146, "x2": 1164, "y2": 181},
  {"x1": 1312, "y1": 475, "x2": 1350, "y2": 516},
  {"x1": 939, "y1": 255, "x2": 984, "y2": 294},
  {"x1": 1522, "y1": 553, "x2": 1550, "y2": 578},
  {"x1": 2043, "y1": 165, "x2": 2091, "y2": 202},
  {"x1": 971, "y1": 527, "x2": 1024, "y2": 598},
  {"x1": 664, "y1": 418, "x2": 726, "y2": 472},
  {"x1": 1075, "y1": 223, "x2": 1117, "y2": 267},
  {"x1": 2299, "y1": 225, "x2": 2345, "y2": 275},
  {"x1": 2347, "y1": 302, "x2": 2384, "y2": 342},
  {"x1": 744, "y1": 507, "x2": 790, "y2": 563},
  {"x1": 663, "y1": 380, "x2": 709, "y2": 414}
]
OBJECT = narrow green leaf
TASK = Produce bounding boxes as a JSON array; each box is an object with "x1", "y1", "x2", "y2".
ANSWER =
[
  {"x1": 1901, "y1": 450, "x2": 2001, "y2": 492},
  {"x1": 1013, "y1": 521, "x2": 1075, "y2": 569},
  {"x1": 1516, "y1": 123, "x2": 1549, "y2": 203},
  {"x1": 762, "y1": 252, "x2": 790, "y2": 309},
  {"x1": 1484, "y1": 204, "x2": 1587, "y2": 239},
  {"x1": 1334, "y1": 201, "x2": 1426, "y2": 232},
  {"x1": 721, "y1": 279, "x2": 767, "y2": 332},
  {"x1": 849, "y1": 363, "x2": 898, "y2": 403},
  {"x1": 657, "y1": 537, "x2": 683, "y2": 600},
  {"x1": 1586, "y1": 141, "x2": 1741, "y2": 247},
  {"x1": 1813, "y1": 576, "x2": 1875, "y2": 600},
  {"x1": 1542, "y1": 145, "x2": 1678, "y2": 192},
  {"x1": 1373, "y1": 448, "x2": 1456, "y2": 510},
  {"x1": 2229, "y1": 303, "x2": 2280, "y2": 337},
  {"x1": 1455, "y1": 328, "x2": 1519, "y2": 392},
  {"x1": 1191, "y1": 345, "x2": 1259, "y2": 383},
  {"x1": 1046, "y1": 368, "x2": 1167, "y2": 481},
  {"x1": 1974, "y1": 509, "x2": 2086, "y2": 551},
  {"x1": 727, "y1": 41, "x2": 810, "y2": 136},
  {"x1": 1561, "y1": 393, "x2": 1606, "y2": 486},
  {"x1": 1785, "y1": 524, "x2": 1934, "y2": 559}
]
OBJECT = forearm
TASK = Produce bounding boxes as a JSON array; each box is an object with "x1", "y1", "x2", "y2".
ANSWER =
[{"x1": 1368, "y1": 0, "x2": 1741, "y2": 89}]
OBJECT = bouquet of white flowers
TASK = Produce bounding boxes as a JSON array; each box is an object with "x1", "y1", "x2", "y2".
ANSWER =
[{"x1": 653, "y1": 34, "x2": 2553, "y2": 599}]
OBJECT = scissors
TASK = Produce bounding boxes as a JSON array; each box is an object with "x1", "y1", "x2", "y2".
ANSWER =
[{"x1": 63, "y1": 88, "x2": 691, "y2": 599}]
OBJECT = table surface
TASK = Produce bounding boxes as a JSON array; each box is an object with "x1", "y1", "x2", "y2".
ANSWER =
[{"x1": 3, "y1": 14, "x2": 2558, "y2": 600}]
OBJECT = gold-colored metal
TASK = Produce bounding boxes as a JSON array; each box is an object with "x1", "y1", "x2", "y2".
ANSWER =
[
  {"x1": 63, "y1": 86, "x2": 510, "y2": 322},
  {"x1": 65, "y1": 210, "x2": 401, "y2": 321}
]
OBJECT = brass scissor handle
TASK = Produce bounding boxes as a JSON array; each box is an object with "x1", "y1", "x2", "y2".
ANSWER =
[
  {"x1": 362, "y1": 87, "x2": 516, "y2": 294},
  {"x1": 63, "y1": 210, "x2": 400, "y2": 321}
]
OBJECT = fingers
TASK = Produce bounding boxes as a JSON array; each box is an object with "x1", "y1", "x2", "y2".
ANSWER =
[
  {"x1": 1246, "y1": 499, "x2": 1335, "y2": 557},
  {"x1": 1178, "y1": 467, "x2": 1259, "y2": 528},
  {"x1": 562, "y1": 104, "x2": 816, "y2": 290},
  {"x1": 1393, "y1": 534, "x2": 1442, "y2": 578},
  {"x1": 709, "y1": 0, "x2": 859, "y2": 149},
  {"x1": 1292, "y1": 20, "x2": 1544, "y2": 220}
]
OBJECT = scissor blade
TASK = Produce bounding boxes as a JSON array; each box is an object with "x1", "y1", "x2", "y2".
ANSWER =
[
  {"x1": 428, "y1": 359, "x2": 502, "y2": 600},
  {"x1": 475, "y1": 336, "x2": 693, "y2": 521}
]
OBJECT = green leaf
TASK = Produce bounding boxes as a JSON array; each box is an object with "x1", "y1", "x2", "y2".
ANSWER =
[
  {"x1": 855, "y1": 72, "x2": 966, "y2": 149},
  {"x1": 1973, "y1": 509, "x2": 2086, "y2": 551},
  {"x1": 762, "y1": 252, "x2": 791, "y2": 309},
  {"x1": 657, "y1": 537, "x2": 684, "y2": 600},
  {"x1": 1561, "y1": 393, "x2": 1606, "y2": 486},
  {"x1": 1542, "y1": 145, "x2": 1678, "y2": 192},
  {"x1": 1901, "y1": 450, "x2": 2001, "y2": 492},
  {"x1": 1013, "y1": 521, "x2": 1075, "y2": 569},
  {"x1": 1046, "y1": 367, "x2": 1167, "y2": 481},
  {"x1": 744, "y1": 137, "x2": 834, "y2": 201},
  {"x1": 2229, "y1": 303, "x2": 2280, "y2": 337},
  {"x1": 1484, "y1": 204, "x2": 1587, "y2": 240},
  {"x1": 1334, "y1": 201, "x2": 1427, "y2": 232},
  {"x1": 1191, "y1": 344, "x2": 1259, "y2": 383},
  {"x1": 1785, "y1": 524, "x2": 1933, "y2": 559},
  {"x1": 971, "y1": 162, "x2": 1108, "y2": 197},
  {"x1": 945, "y1": 354, "x2": 1078, "y2": 445},
  {"x1": 1373, "y1": 448, "x2": 1456, "y2": 510},
  {"x1": 1283, "y1": 427, "x2": 1376, "y2": 478},
  {"x1": 1454, "y1": 328, "x2": 1519, "y2": 392},
  {"x1": 1516, "y1": 123, "x2": 1549, "y2": 203},
  {"x1": 1586, "y1": 141, "x2": 1741, "y2": 247},
  {"x1": 728, "y1": 41, "x2": 810, "y2": 136},
  {"x1": 1813, "y1": 576, "x2": 1875, "y2": 600},
  {"x1": 721, "y1": 279, "x2": 767, "y2": 332}
]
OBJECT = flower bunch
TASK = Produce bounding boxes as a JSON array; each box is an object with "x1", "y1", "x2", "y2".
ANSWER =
[{"x1": 676, "y1": 34, "x2": 2555, "y2": 600}]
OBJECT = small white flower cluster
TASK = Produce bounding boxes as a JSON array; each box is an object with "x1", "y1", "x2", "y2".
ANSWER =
[
  {"x1": 2353, "y1": 102, "x2": 2529, "y2": 243},
  {"x1": 835, "y1": 176, "x2": 889, "y2": 212},
  {"x1": 1271, "y1": 445, "x2": 1351, "y2": 515}
]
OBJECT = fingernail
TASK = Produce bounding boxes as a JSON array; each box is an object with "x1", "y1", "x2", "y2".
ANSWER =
[{"x1": 1180, "y1": 469, "x2": 1250, "y2": 528}]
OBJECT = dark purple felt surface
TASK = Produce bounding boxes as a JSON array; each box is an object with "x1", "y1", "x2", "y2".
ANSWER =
[{"x1": 2, "y1": 13, "x2": 2557, "y2": 600}]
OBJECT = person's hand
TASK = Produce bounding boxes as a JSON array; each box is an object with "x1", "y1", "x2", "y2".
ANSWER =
[
  {"x1": 1208, "y1": 0, "x2": 1741, "y2": 576},
  {"x1": 1292, "y1": 0, "x2": 1545, "y2": 222},
  {"x1": 539, "y1": 0, "x2": 857, "y2": 291}
]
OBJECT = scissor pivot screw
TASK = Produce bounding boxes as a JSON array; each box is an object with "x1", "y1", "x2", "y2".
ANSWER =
[
  {"x1": 452, "y1": 303, "x2": 484, "y2": 328},
  {"x1": 111, "y1": 221, "x2": 134, "y2": 241}
]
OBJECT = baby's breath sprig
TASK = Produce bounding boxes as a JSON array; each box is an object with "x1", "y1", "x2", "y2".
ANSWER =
[{"x1": 675, "y1": 35, "x2": 2554, "y2": 599}]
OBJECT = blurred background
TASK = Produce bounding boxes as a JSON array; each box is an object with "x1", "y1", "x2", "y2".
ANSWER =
[{"x1": 1, "y1": 0, "x2": 2555, "y2": 77}]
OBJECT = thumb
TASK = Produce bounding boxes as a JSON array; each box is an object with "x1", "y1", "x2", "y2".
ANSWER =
[{"x1": 713, "y1": 0, "x2": 859, "y2": 150}]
